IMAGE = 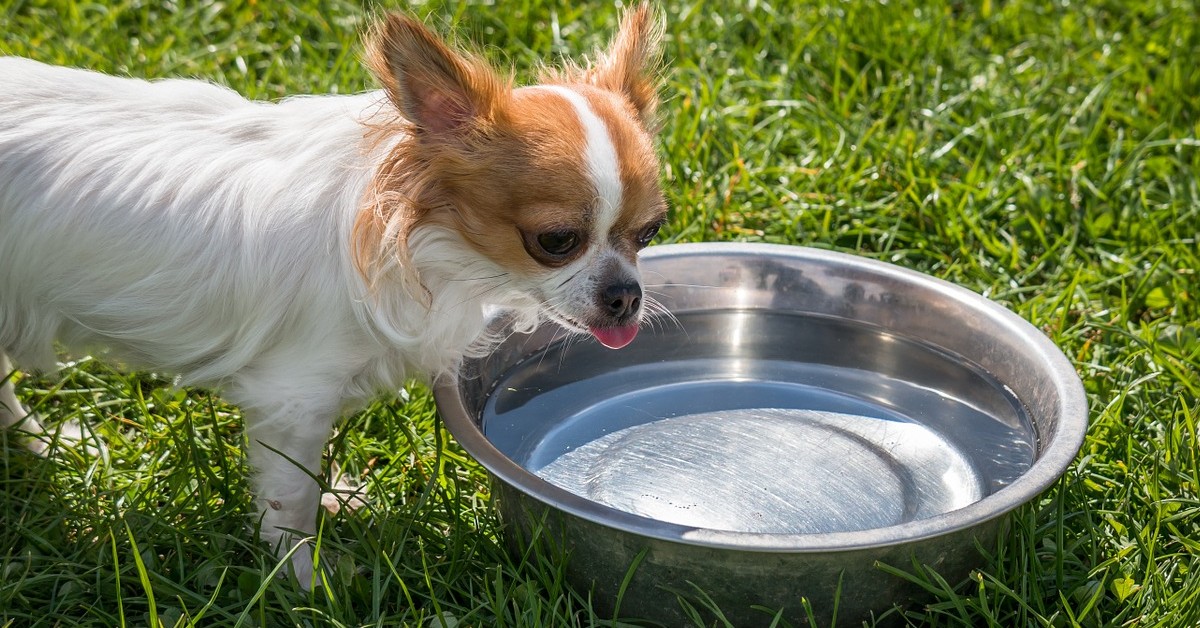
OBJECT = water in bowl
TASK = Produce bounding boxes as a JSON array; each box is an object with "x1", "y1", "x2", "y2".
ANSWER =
[{"x1": 481, "y1": 310, "x2": 1036, "y2": 535}]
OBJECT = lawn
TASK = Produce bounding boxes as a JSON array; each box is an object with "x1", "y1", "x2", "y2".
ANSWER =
[{"x1": 2, "y1": 0, "x2": 1198, "y2": 626}]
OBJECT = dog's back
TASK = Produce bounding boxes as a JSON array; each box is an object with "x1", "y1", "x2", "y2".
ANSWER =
[{"x1": 0, "y1": 58, "x2": 377, "y2": 381}]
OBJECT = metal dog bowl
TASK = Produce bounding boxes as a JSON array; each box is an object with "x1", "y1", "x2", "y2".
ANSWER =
[{"x1": 434, "y1": 243, "x2": 1087, "y2": 625}]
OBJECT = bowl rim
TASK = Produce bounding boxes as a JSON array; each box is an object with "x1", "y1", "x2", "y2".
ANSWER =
[{"x1": 434, "y1": 242, "x2": 1089, "y2": 552}]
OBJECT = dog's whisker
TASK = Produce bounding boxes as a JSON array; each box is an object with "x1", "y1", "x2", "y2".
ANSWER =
[
  {"x1": 441, "y1": 272, "x2": 510, "y2": 283},
  {"x1": 445, "y1": 278, "x2": 513, "y2": 310},
  {"x1": 557, "y1": 330, "x2": 587, "y2": 373},
  {"x1": 642, "y1": 282, "x2": 722, "y2": 290},
  {"x1": 642, "y1": 295, "x2": 683, "y2": 335},
  {"x1": 556, "y1": 268, "x2": 585, "y2": 289},
  {"x1": 534, "y1": 325, "x2": 571, "y2": 372}
]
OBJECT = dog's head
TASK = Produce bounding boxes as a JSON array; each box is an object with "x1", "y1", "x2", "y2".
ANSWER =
[{"x1": 359, "y1": 5, "x2": 665, "y2": 349}]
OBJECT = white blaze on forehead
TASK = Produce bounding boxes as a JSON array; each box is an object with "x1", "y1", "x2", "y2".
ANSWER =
[{"x1": 539, "y1": 85, "x2": 623, "y2": 236}]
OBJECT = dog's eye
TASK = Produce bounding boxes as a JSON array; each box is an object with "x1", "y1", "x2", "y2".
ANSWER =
[
  {"x1": 537, "y1": 230, "x2": 581, "y2": 257},
  {"x1": 635, "y1": 221, "x2": 662, "y2": 248}
]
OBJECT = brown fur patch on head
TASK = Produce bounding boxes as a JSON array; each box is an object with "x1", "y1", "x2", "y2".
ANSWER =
[
  {"x1": 353, "y1": 11, "x2": 516, "y2": 287},
  {"x1": 353, "y1": 87, "x2": 599, "y2": 288},
  {"x1": 353, "y1": 6, "x2": 666, "y2": 294},
  {"x1": 412, "y1": 86, "x2": 598, "y2": 274},
  {"x1": 365, "y1": 13, "x2": 510, "y2": 135},
  {"x1": 546, "y1": 4, "x2": 664, "y2": 130}
]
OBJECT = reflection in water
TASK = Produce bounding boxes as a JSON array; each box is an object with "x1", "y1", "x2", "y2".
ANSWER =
[{"x1": 535, "y1": 409, "x2": 982, "y2": 534}]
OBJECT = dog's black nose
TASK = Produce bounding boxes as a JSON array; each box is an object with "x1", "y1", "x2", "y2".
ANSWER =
[{"x1": 601, "y1": 283, "x2": 642, "y2": 319}]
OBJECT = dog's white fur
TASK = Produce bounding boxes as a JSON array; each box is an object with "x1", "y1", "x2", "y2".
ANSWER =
[
  {"x1": 0, "y1": 55, "x2": 519, "y2": 579},
  {"x1": 1, "y1": 8, "x2": 663, "y2": 586}
]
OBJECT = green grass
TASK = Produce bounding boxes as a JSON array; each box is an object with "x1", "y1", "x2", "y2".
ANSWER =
[{"x1": 2, "y1": 0, "x2": 1198, "y2": 625}]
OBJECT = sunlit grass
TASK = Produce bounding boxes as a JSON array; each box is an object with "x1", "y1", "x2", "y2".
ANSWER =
[{"x1": 2, "y1": 0, "x2": 1198, "y2": 625}]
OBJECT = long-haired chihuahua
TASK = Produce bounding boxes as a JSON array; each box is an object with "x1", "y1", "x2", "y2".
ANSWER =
[{"x1": 0, "y1": 5, "x2": 665, "y2": 585}]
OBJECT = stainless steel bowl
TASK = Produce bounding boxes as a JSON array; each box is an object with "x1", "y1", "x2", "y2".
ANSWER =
[{"x1": 434, "y1": 243, "x2": 1087, "y2": 625}]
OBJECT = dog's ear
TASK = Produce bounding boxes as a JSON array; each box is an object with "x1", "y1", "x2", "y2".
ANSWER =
[
  {"x1": 366, "y1": 13, "x2": 508, "y2": 136},
  {"x1": 585, "y1": 4, "x2": 663, "y2": 128}
]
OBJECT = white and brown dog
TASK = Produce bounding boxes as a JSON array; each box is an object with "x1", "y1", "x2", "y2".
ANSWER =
[{"x1": 0, "y1": 6, "x2": 665, "y2": 584}]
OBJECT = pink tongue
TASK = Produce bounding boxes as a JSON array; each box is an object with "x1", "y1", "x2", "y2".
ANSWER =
[{"x1": 589, "y1": 324, "x2": 640, "y2": 349}]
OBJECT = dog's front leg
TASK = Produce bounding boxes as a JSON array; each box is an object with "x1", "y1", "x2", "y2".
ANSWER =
[
  {"x1": 2, "y1": 350, "x2": 98, "y2": 456},
  {"x1": 242, "y1": 395, "x2": 340, "y2": 590},
  {"x1": 1, "y1": 351, "x2": 38, "y2": 433}
]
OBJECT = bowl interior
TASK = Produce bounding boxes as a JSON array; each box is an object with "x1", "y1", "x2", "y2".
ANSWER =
[
  {"x1": 442, "y1": 243, "x2": 1087, "y2": 548},
  {"x1": 483, "y1": 309, "x2": 1034, "y2": 534}
]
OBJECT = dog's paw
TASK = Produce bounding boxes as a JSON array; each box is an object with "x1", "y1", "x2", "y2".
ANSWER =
[
  {"x1": 283, "y1": 542, "x2": 319, "y2": 591},
  {"x1": 20, "y1": 417, "x2": 106, "y2": 459},
  {"x1": 5, "y1": 410, "x2": 102, "y2": 458},
  {"x1": 262, "y1": 528, "x2": 324, "y2": 591}
]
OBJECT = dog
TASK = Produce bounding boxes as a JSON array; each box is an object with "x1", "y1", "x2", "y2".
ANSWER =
[{"x1": 0, "y1": 5, "x2": 665, "y2": 585}]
